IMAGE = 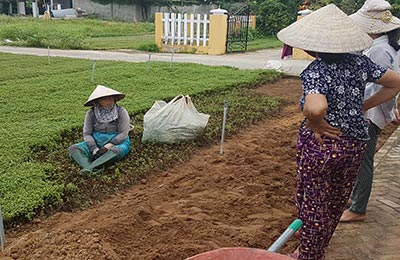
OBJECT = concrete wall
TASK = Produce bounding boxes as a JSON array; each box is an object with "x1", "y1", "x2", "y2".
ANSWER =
[
  {"x1": 73, "y1": 0, "x2": 216, "y2": 22},
  {"x1": 17, "y1": 0, "x2": 26, "y2": 15},
  {"x1": 154, "y1": 12, "x2": 227, "y2": 55}
]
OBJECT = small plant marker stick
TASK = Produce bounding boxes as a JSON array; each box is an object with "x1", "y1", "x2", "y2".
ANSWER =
[
  {"x1": 47, "y1": 46, "x2": 50, "y2": 65},
  {"x1": 220, "y1": 100, "x2": 228, "y2": 155},
  {"x1": 147, "y1": 53, "x2": 152, "y2": 73},
  {"x1": 170, "y1": 48, "x2": 174, "y2": 67},
  {"x1": 91, "y1": 60, "x2": 96, "y2": 82},
  {"x1": 0, "y1": 206, "x2": 6, "y2": 253}
]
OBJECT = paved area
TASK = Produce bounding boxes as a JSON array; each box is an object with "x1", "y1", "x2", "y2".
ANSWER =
[
  {"x1": 326, "y1": 127, "x2": 400, "y2": 260},
  {"x1": 0, "y1": 46, "x2": 310, "y2": 77},
  {"x1": 0, "y1": 46, "x2": 399, "y2": 259}
]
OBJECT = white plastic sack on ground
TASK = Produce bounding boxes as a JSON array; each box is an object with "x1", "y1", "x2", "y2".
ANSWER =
[
  {"x1": 142, "y1": 95, "x2": 210, "y2": 144},
  {"x1": 264, "y1": 60, "x2": 282, "y2": 72}
]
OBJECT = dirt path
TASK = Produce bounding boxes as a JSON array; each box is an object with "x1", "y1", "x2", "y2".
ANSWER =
[{"x1": 1, "y1": 78, "x2": 397, "y2": 260}]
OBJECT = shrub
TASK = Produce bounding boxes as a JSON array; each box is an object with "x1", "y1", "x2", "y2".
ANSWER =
[
  {"x1": 137, "y1": 43, "x2": 159, "y2": 52},
  {"x1": 253, "y1": 0, "x2": 293, "y2": 36}
]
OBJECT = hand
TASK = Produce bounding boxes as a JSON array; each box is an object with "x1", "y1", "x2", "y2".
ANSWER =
[
  {"x1": 93, "y1": 147, "x2": 108, "y2": 160},
  {"x1": 361, "y1": 101, "x2": 369, "y2": 115},
  {"x1": 104, "y1": 143, "x2": 115, "y2": 150},
  {"x1": 393, "y1": 108, "x2": 400, "y2": 126},
  {"x1": 305, "y1": 119, "x2": 342, "y2": 144}
]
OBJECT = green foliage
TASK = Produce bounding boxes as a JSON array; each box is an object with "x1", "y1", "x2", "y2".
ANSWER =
[
  {"x1": 301, "y1": 0, "x2": 365, "y2": 14},
  {"x1": 0, "y1": 15, "x2": 154, "y2": 50},
  {"x1": 310, "y1": 0, "x2": 363, "y2": 14},
  {"x1": 137, "y1": 43, "x2": 160, "y2": 52},
  {"x1": 84, "y1": 35, "x2": 155, "y2": 50},
  {"x1": 91, "y1": 0, "x2": 153, "y2": 5},
  {"x1": 253, "y1": 0, "x2": 294, "y2": 36},
  {"x1": 391, "y1": 2, "x2": 400, "y2": 17},
  {"x1": 247, "y1": 27, "x2": 263, "y2": 41},
  {"x1": 245, "y1": 28, "x2": 283, "y2": 50},
  {"x1": 336, "y1": 0, "x2": 364, "y2": 14},
  {"x1": 0, "y1": 52, "x2": 281, "y2": 224},
  {"x1": 247, "y1": 35, "x2": 282, "y2": 51}
]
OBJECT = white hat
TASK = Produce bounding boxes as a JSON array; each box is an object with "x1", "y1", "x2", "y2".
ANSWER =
[
  {"x1": 277, "y1": 4, "x2": 373, "y2": 53},
  {"x1": 84, "y1": 85, "x2": 125, "y2": 107},
  {"x1": 350, "y1": 0, "x2": 400, "y2": 34}
]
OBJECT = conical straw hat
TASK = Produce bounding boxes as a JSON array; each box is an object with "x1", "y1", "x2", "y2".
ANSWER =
[
  {"x1": 84, "y1": 85, "x2": 125, "y2": 107},
  {"x1": 350, "y1": 0, "x2": 400, "y2": 34},
  {"x1": 277, "y1": 4, "x2": 373, "y2": 53}
]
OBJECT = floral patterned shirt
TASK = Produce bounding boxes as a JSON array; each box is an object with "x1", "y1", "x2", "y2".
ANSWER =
[{"x1": 299, "y1": 53, "x2": 387, "y2": 140}]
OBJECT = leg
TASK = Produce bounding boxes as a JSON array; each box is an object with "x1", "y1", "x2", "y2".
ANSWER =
[
  {"x1": 80, "y1": 148, "x2": 121, "y2": 175},
  {"x1": 69, "y1": 144, "x2": 92, "y2": 169},
  {"x1": 324, "y1": 148, "x2": 364, "y2": 245},
  {"x1": 296, "y1": 129, "x2": 366, "y2": 260},
  {"x1": 296, "y1": 129, "x2": 331, "y2": 260},
  {"x1": 80, "y1": 135, "x2": 130, "y2": 175},
  {"x1": 343, "y1": 123, "x2": 380, "y2": 220}
]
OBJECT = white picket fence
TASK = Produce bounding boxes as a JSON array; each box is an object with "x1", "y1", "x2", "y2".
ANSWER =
[{"x1": 162, "y1": 13, "x2": 210, "y2": 47}]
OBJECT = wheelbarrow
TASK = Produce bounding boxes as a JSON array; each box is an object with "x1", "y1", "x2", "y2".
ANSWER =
[{"x1": 185, "y1": 219, "x2": 302, "y2": 260}]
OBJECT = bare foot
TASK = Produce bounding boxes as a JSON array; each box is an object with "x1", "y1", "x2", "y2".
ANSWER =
[{"x1": 340, "y1": 209, "x2": 366, "y2": 222}]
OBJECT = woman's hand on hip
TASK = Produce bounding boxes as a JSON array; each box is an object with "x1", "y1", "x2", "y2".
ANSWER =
[{"x1": 306, "y1": 119, "x2": 342, "y2": 144}]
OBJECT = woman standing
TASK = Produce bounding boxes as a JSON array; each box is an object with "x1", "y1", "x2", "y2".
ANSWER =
[
  {"x1": 69, "y1": 85, "x2": 131, "y2": 175},
  {"x1": 341, "y1": 0, "x2": 400, "y2": 222},
  {"x1": 277, "y1": 4, "x2": 400, "y2": 260}
]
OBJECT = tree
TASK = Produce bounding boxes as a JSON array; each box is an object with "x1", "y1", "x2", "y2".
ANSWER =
[
  {"x1": 253, "y1": 0, "x2": 293, "y2": 36},
  {"x1": 0, "y1": 0, "x2": 17, "y2": 14}
]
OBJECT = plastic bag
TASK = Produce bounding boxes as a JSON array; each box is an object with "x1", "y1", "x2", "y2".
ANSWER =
[{"x1": 142, "y1": 95, "x2": 210, "y2": 144}]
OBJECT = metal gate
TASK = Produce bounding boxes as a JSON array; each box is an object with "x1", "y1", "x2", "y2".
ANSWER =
[{"x1": 226, "y1": 5, "x2": 250, "y2": 53}]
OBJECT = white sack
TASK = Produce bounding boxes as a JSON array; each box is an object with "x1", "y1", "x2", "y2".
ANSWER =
[{"x1": 142, "y1": 95, "x2": 210, "y2": 144}]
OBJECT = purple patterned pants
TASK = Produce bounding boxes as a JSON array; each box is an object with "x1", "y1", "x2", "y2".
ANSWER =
[{"x1": 296, "y1": 128, "x2": 366, "y2": 260}]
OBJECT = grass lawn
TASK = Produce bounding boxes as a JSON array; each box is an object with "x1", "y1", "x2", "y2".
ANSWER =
[
  {"x1": 0, "y1": 15, "x2": 154, "y2": 50},
  {"x1": 0, "y1": 15, "x2": 281, "y2": 52},
  {"x1": 247, "y1": 37, "x2": 282, "y2": 51},
  {"x1": 84, "y1": 34, "x2": 155, "y2": 50}
]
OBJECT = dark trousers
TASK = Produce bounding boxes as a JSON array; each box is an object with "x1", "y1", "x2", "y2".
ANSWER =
[{"x1": 349, "y1": 122, "x2": 381, "y2": 215}]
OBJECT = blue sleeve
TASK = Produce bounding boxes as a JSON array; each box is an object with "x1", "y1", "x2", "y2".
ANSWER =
[{"x1": 301, "y1": 67, "x2": 328, "y2": 96}]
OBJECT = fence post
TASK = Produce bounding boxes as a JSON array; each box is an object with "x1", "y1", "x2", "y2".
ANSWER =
[
  {"x1": 250, "y1": 15, "x2": 256, "y2": 29},
  {"x1": 155, "y1": 12, "x2": 163, "y2": 50},
  {"x1": 208, "y1": 14, "x2": 228, "y2": 55}
]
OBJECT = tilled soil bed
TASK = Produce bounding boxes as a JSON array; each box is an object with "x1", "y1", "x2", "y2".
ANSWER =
[{"x1": 1, "y1": 77, "x2": 398, "y2": 260}]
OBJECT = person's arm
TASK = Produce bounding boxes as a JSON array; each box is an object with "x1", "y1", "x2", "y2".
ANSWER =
[
  {"x1": 363, "y1": 69, "x2": 400, "y2": 113},
  {"x1": 303, "y1": 93, "x2": 328, "y2": 122},
  {"x1": 83, "y1": 110, "x2": 99, "y2": 153},
  {"x1": 367, "y1": 47, "x2": 398, "y2": 124},
  {"x1": 104, "y1": 107, "x2": 130, "y2": 149},
  {"x1": 303, "y1": 93, "x2": 342, "y2": 143}
]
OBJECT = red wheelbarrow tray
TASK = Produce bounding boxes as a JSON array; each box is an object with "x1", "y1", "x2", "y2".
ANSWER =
[{"x1": 185, "y1": 247, "x2": 293, "y2": 260}]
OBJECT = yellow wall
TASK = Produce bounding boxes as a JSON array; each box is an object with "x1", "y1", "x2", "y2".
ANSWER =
[
  {"x1": 154, "y1": 12, "x2": 163, "y2": 49},
  {"x1": 250, "y1": 15, "x2": 256, "y2": 29},
  {"x1": 208, "y1": 14, "x2": 228, "y2": 55},
  {"x1": 293, "y1": 48, "x2": 314, "y2": 60},
  {"x1": 154, "y1": 12, "x2": 228, "y2": 55}
]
